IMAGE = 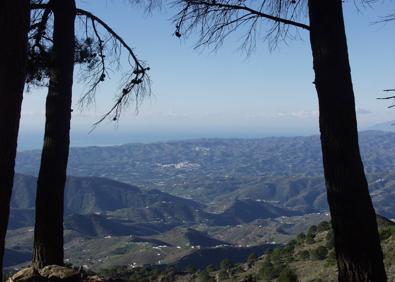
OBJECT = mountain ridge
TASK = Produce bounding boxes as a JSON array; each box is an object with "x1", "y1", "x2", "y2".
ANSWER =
[{"x1": 9, "y1": 174, "x2": 300, "y2": 231}]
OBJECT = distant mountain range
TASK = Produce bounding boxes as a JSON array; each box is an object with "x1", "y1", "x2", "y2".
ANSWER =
[
  {"x1": 7, "y1": 130, "x2": 395, "y2": 270},
  {"x1": 16, "y1": 131, "x2": 395, "y2": 180},
  {"x1": 368, "y1": 121, "x2": 395, "y2": 132},
  {"x1": 14, "y1": 130, "x2": 395, "y2": 217}
]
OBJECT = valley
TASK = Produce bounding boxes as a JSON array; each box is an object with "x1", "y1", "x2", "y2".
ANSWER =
[{"x1": 5, "y1": 130, "x2": 395, "y2": 274}]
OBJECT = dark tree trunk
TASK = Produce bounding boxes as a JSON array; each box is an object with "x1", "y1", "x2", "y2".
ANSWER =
[
  {"x1": 32, "y1": 0, "x2": 76, "y2": 269},
  {"x1": 0, "y1": 0, "x2": 29, "y2": 279},
  {"x1": 308, "y1": 1, "x2": 387, "y2": 281}
]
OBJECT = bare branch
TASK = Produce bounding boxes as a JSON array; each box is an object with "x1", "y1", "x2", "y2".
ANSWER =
[
  {"x1": 76, "y1": 9, "x2": 145, "y2": 70},
  {"x1": 32, "y1": 7, "x2": 51, "y2": 50},
  {"x1": 75, "y1": 8, "x2": 151, "y2": 125},
  {"x1": 181, "y1": 1, "x2": 309, "y2": 30},
  {"x1": 77, "y1": 17, "x2": 108, "y2": 106},
  {"x1": 30, "y1": 2, "x2": 151, "y2": 125},
  {"x1": 173, "y1": 0, "x2": 309, "y2": 52},
  {"x1": 377, "y1": 89, "x2": 395, "y2": 108},
  {"x1": 128, "y1": 0, "x2": 163, "y2": 14}
]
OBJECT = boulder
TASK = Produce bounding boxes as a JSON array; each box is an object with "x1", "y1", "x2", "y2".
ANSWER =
[
  {"x1": 7, "y1": 265, "x2": 103, "y2": 282},
  {"x1": 39, "y1": 265, "x2": 80, "y2": 280},
  {"x1": 7, "y1": 267, "x2": 41, "y2": 282}
]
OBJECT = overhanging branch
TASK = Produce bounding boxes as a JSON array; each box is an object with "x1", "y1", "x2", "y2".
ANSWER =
[
  {"x1": 30, "y1": 2, "x2": 151, "y2": 125},
  {"x1": 183, "y1": 0, "x2": 310, "y2": 30},
  {"x1": 76, "y1": 8, "x2": 145, "y2": 70}
]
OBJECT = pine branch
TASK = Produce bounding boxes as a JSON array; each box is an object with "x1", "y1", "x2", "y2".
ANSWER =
[{"x1": 183, "y1": 0, "x2": 310, "y2": 30}]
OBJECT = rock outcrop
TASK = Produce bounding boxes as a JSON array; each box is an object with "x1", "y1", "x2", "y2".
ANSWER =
[{"x1": 7, "y1": 265, "x2": 103, "y2": 282}]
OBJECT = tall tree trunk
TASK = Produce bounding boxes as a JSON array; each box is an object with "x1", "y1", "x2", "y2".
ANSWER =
[
  {"x1": 308, "y1": 1, "x2": 387, "y2": 281},
  {"x1": 0, "y1": 0, "x2": 29, "y2": 279},
  {"x1": 32, "y1": 0, "x2": 76, "y2": 269}
]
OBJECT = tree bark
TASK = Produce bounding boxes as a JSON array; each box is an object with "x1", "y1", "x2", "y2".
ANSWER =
[
  {"x1": 308, "y1": 1, "x2": 387, "y2": 281},
  {"x1": 0, "y1": 0, "x2": 29, "y2": 279},
  {"x1": 32, "y1": 0, "x2": 76, "y2": 269}
]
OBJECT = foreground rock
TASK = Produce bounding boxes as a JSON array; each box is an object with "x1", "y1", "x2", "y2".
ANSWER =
[{"x1": 7, "y1": 265, "x2": 103, "y2": 282}]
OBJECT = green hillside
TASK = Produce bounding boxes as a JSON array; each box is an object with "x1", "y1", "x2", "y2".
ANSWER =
[
  {"x1": 97, "y1": 217, "x2": 395, "y2": 282},
  {"x1": 11, "y1": 174, "x2": 202, "y2": 215},
  {"x1": 8, "y1": 175, "x2": 303, "y2": 232}
]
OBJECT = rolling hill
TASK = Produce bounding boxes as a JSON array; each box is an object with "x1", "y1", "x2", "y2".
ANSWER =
[
  {"x1": 11, "y1": 174, "x2": 202, "y2": 215},
  {"x1": 8, "y1": 174, "x2": 301, "y2": 231},
  {"x1": 7, "y1": 130, "x2": 395, "y2": 272},
  {"x1": 16, "y1": 131, "x2": 395, "y2": 182},
  {"x1": 14, "y1": 131, "x2": 395, "y2": 218}
]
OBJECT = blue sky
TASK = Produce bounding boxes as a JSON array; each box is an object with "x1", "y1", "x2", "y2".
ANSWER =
[{"x1": 19, "y1": 1, "x2": 395, "y2": 149}]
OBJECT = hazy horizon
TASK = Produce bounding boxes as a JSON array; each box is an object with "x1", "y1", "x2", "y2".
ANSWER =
[{"x1": 17, "y1": 119, "x2": 395, "y2": 151}]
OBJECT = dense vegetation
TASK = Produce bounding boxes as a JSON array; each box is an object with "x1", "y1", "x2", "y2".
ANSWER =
[{"x1": 92, "y1": 219, "x2": 395, "y2": 281}]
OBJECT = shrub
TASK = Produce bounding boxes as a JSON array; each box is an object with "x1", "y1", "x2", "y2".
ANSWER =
[
  {"x1": 185, "y1": 264, "x2": 196, "y2": 273},
  {"x1": 277, "y1": 267, "x2": 298, "y2": 282},
  {"x1": 218, "y1": 269, "x2": 229, "y2": 280},
  {"x1": 247, "y1": 252, "x2": 258, "y2": 265},
  {"x1": 297, "y1": 232, "x2": 306, "y2": 242},
  {"x1": 271, "y1": 247, "x2": 282, "y2": 263},
  {"x1": 379, "y1": 228, "x2": 392, "y2": 241},
  {"x1": 288, "y1": 239, "x2": 298, "y2": 247},
  {"x1": 206, "y1": 264, "x2": 215, "y2": 272},
  {"x1": 308, "y1": 225, "x2": 318, "y2": 235},
  {"x1": 125, "y1": 267, "x2": 162, "y2": 282},
  {"x1": 160, "y1": 271, "x2": 177, "y2": 282},
  {"x1": 282, "y1": 244, "x2": 295, "y2": 256},
  {"x1": 101, "y1": 265, "x2": 128, "y2": 278},
  {"x1": 220, "y1": 258, "x2": 233, "y2": 271},
  {"x1": 298, "y1": 250, "x2": 310, "y2": 260},
  {"x1": 311, "y1": 246, "x2": 328, "y2": 260},
  {"x1": 243, "y1": 274, "x2": 257, "y2": 282},
  {"x1": 259, "y1": 260, "x2": 278, "y2": 280},
  {"x1": 236, "y1": 264, "x2": 247, "y2": 274},
  {"x1": 317, "y1": 221, "x2": 331, "y2": 232},
  {"x1": 306, "y1": 233, "x2": 315, "y2": 244},
  {"x1": 198, "y1": 270, "x2": 214, "y2": 282},
  {"x1": 325, "y1": 249, "x2": 337, "y2": 266},
  {"x1": 259, "y1": 256, "x2": 287, "y2": 280}
]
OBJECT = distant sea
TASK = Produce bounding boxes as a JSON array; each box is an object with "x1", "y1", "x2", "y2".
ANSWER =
[{"x1": 17, "y1": 127, "x2": 320, "y2": 151}]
